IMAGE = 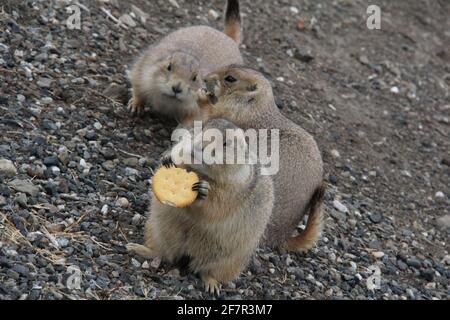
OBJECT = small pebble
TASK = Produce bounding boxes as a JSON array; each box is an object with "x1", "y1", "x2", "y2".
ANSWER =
[
  {"x1": 330, "y1": 149, "x2": 340, "y2": 158},
  {"x1": 116, "y1": 197, "x2": 129, "y2": 208},
  {"x1": 372, "y1": 251, "x2": 385, "y2": 259},
  {"x1": 333, "y1": 200, "x2": 348, "y2": 213}
]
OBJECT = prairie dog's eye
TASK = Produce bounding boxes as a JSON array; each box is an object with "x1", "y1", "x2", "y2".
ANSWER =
[
  {"x1": 192, "y1": 74, "x2": 197, "y2": 82},
  {"x1": 224, "y1": 75, "x2": 237, "y2": 83},
  {"x1": 167, "y1": 63, "x2": 172, "y2": 71}
]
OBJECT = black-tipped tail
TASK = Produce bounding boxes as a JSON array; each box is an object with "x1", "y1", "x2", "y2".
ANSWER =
[
  {"x1": 224, "y1": 0, "x2": 242, "y2": 43},
  {"x1": 283, "y1": 184, "x2": 326, "y2": 252}
]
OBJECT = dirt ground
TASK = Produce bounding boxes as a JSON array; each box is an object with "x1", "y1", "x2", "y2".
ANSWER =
[{"x1": 0, "y1": 0, "x2": 448, "y2": 300}]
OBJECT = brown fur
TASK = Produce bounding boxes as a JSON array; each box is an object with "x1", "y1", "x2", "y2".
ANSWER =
[
  {"x1": 283, "y1": 185, "x2": 325, "y2": 251},
  {"x1": 128, "y1": 118, "x2": 274, "y2": 295},
  {"x1": 201, "y1": 66, "x2": 324, "y2": 248},
  {"x1": 128, "y1": 1, "x2": 243, "y2": 123}
]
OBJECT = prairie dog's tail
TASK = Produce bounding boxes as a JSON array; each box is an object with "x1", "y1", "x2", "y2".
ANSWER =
[
  {"x1": 283, "y1": 185, "x2": 325, "y2": 251},
  {"x1": 224, "y1": 0, "x2": 242, "y2": 43}
]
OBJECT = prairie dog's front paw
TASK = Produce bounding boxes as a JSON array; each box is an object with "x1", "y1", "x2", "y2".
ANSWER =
[
  {"x1": 192, "y1": 180, "x2": 210, "y2": 200},
  {"x1": 127, "y1": 96, "x2": 144, "y2": 116},
  {"x1": 196, "y1": 88, "x2": 209, "y2": 102},
  {"x1": 196, "y1": 88, "x2": 218, "y2": 108},
  {"x1": 160, "y1": 153, "x2": 175, "y2": 168}
]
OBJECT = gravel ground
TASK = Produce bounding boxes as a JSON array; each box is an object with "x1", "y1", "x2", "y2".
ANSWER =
[{"x1": 0, "y1": 0, "x2": 449, "y2": 300}]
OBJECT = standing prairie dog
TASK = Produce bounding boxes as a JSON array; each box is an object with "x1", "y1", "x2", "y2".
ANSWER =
[
  {"x1": 127, "y1": 118, "x2": 274, "y2": 295},
  {"x1": 200, "y1": 65, "x2": 325, "y2": 250},
  {"x1": 128, "y1": 0, "x2": 243, "y2": 123}
]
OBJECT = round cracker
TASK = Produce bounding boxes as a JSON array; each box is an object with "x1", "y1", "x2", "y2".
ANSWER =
[{"x1": 152, "y1": 166, "x2": 199, "y2": 208}]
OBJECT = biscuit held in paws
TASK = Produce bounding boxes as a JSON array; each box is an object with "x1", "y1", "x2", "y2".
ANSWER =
[{"x1": 152, "y1": 167, "x2": 199, "y2": 208}]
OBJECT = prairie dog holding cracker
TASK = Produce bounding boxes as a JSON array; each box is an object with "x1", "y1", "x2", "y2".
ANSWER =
[
  {"x1": 127, "y1": 118, "x2": 274, "y2": 295},
  {"x1": 128, "y1": 0, "x2": 243, "y2": 123},
  {"x1": 200, "y1": 65, "x2": 325, "y2": 251}
]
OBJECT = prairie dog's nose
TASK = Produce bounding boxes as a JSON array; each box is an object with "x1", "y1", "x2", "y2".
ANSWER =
[{"x1": 172, "y1": 83, "x2": 182, "y2": 94}]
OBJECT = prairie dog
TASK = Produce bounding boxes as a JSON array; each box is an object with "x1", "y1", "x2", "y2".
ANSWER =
[
  {"x1": 200, "y1": 65, "x2": 325, "y2": 250},
  {"x1": 127, "y1": 118, "x2": 274, "y2": 295},
  {"x1": 128, "y1": 0, "x2": 243, "y2": 123}
]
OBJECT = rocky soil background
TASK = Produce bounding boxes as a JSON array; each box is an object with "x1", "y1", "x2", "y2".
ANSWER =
[{"x1": 0, "y1": 0, "x2": 448, "y2": 300}]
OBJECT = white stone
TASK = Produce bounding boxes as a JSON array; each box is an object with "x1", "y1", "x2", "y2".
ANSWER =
[
  {"x1": 436, "y1": 215, "x2": 450, "y2": 228},
  {"x1": 330, "y1": 149, "x2": 340, "y2": 158},
  {"x1": 125, "y1": 167, "x2": 139, "y2": 176},
  {"x1": 0, "y1": 159, "x2": 17, "y2": 177},
  {"x1": 328, "y1": 252, "x2": 336, "y2": 262},
  {"x1": 93, "y1": 122, "x2": 103, "y2": 130},
  {"x1": 119, "y1": 14, "x2": 136, "y2": 28},
  {"x1": 131, "y1": 5, "x2": 149, "y2": 24},
  {"x1": 131, "y1": 258, "x2": 141, "y2": 268},
  {"x1": 51, "y1": 166, "x2": 60, "y2": 176},
  {"x1": 372, "y1": 251, "x2": 385, "y2": 259},
  {"x1": 168, "y1": 0, "x2": 180, "y2": 8},
  {"x1": 101, "y1": 204, "x2": 109, "y2": 215},
  {"x1": 208, "y1": 9, "x2": 220, "y2": 20},
  {"x1": 425, "y1": 282, "x2": 436, "y2": 290},
  {"x1": 79, "y1": 159, "x2": 87, "y2": 168},
  {"x1": 116, "y1": 197, "x2": 129, "y2": 208},
  {"x1": 435, "y1": 191, "x2": 444, "y2": 198},
  {"x1": 14, "y1": 49, "x2": 24, "y2": 58},
  {"x1": 131, "y1": 213, "x2": 143, "y2": 226},
  {"x1": 333, "y1": 200, "x2": 348, "y2": 213},
  {"x1": 41, "y1": 97, "x2": 53, "y2": 104},
  {"x1": 285, "y1": 255, "x2": 294, "y2": 266},
  {"x1": 441, "y1": 255, "x2": 450, "y2": 265},
  {"x1": 390, "y1": 86, "x2": 399, "y2": 94}
]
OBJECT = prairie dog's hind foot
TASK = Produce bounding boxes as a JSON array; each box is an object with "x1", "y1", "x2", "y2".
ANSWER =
[
  {"x1": 126, "y1": 243, "x2": 156, "y2": 259},
  {"x1": 202, "y1": 274, "x2": 221, "y2": 296}
]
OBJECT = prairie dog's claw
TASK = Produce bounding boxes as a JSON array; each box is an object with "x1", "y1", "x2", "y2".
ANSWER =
[
  {"x1": 203, "y1": 276, "x2": 221, "y2": 296},
  {"x1": 192, "y1": 180, "x2": 210, "y2": 200},
  {"x1": 126, "y1": 243, "x2": 155, "y2": 259},
  {"x1": 127, "y1": 97, "x2": 143, "y2": 116},
  {"x1": 197, "y1": 88, "x2": 209, "y2": 101},
  {"x1": 161, "y1": 154, "x2": 175, "y2": 168}
]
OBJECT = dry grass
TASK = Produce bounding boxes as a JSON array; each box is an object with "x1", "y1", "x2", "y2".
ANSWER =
[{"x1": 0, "y1": 207, "x2": 113, "y2": 266}]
